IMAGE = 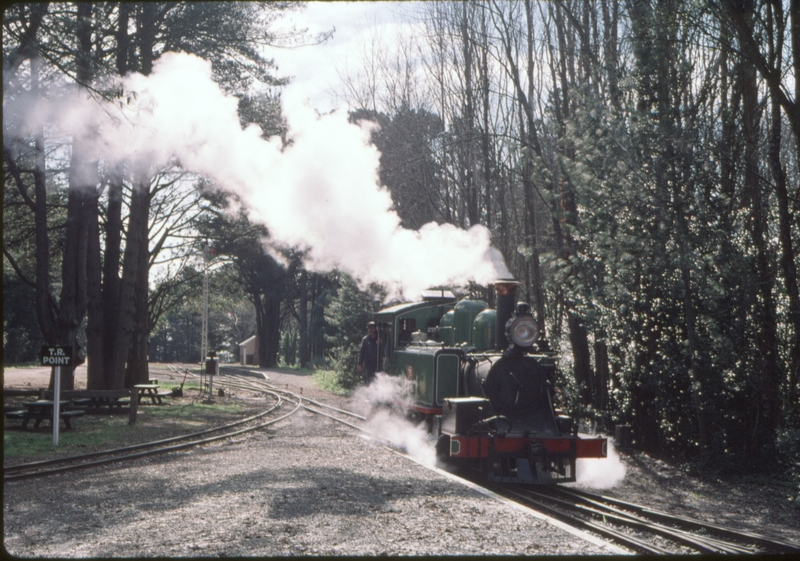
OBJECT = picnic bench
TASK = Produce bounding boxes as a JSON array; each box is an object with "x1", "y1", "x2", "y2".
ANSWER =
[
  {"x1": 5, "y1": 400, "x2": 85, "y2": 429},
  {"x1": 133, "y1": 383, "x2": 172, "y2": 405},
  {"x1": 39, "y1": 390, "x2": 133, "y2": 414}
]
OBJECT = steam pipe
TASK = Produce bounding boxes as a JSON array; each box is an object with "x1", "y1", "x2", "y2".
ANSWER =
[{"x1": 494, "y1": 280, "x2": 519, "y2": 351}]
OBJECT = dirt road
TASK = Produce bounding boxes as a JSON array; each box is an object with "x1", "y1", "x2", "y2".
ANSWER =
[{"x1": 3, "y1": 365, "x2": 87, "y2": 389}]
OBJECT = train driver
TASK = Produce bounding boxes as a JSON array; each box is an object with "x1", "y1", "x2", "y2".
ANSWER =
[{"x1": 357, "y1": 321, "x2": 380, "y2": 384}]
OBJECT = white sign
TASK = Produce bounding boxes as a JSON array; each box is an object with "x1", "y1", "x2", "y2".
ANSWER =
[{"x1": 40, "y1": 346, "x2": 72, "y2": 366}]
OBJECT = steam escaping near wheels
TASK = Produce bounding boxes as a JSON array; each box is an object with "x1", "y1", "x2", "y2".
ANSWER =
[
  {"x1": 352, "y1": 373, "x2": 436, "y2": 466},
  {"x1": 571, "y1": 439, "x2": 627, "y2": 489},
  {"x1": 5, "y1": 52, "x2": 510, "y2": 300}
]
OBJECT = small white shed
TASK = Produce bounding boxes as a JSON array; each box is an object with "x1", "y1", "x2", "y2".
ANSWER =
[{"x1": 239, "y1": 335, "x2": 258, "y2": 365}]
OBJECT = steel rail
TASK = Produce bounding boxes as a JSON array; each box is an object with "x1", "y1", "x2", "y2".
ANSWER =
[
  {"x1": 216, "y1": 370, "x2": 368, "y2": 423},
  {"x1": 4, "y1": 391, "x2": 296, "y2": 481},
  {"x1": 3, "y1": 395, "x2": 284, "y2": 476},
  {"x1": 553, "y1": 486, "x2": 800, "y2": 554},
  {"x1": 524, "y1": 488, "x2": 749, "y2": 554},
  {"x1": 299, "y1": 403, "x2": 369, "y2": 433},
  {"x1": 209, "y1": 371, "x2": 369, "y2": 435},
  {"x1": 545, "y1": 487, "x2": 754, "y2": 553},
  {"x1": 5, "y1": 369, "x2": 367, "y2": 482},
  {"x1": 260, "y1": 385, "x2": 368, "y2": 422},
  {"x1": 293, "y1": 395, "x2": 366, "y2": 421},
  {"x1": 498, "y1": 487, "x2": 669, "y2": 554},
  {"x1": 5, "y1": 402, "x2": 301, "y2": 481}
]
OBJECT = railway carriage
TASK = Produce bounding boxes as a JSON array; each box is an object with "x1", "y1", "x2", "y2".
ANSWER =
[{"x1": 375, "y1": 280, "x2": 606, "y2": 484}]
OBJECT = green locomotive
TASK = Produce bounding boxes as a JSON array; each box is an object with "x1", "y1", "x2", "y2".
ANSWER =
[{"x1": 375, "y1": 280, "x2": 606, "y2": 484}]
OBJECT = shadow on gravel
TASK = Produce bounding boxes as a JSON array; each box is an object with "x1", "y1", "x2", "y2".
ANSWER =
[{"x1": 5, "y1": 448, "x2": 475, "y2": 531}]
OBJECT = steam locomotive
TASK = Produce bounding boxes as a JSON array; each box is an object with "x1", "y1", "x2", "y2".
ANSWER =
[{"x1": 375, "y1": 280, "x2": 606, "y2": 484}]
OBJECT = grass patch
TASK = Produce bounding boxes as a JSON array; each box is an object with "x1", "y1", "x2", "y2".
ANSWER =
[
  {"x1": 221, "y1": 363, "x2": 317, "y2": 378},
  {"x1": 313, "y1": 369, "x2": 352, "y2": 395},
  {"x1": 3, "y1": 392, "x2": 257, "y2": 463},
  {"x1": 274, "y1": 364, "x2": 318, "y2": 376},
  {"x1": 4, "y1": 416, "x2": 136, "y2": 458},
  {"x1": 145, "y1": 400, "x2": 243, "y2": 420}
]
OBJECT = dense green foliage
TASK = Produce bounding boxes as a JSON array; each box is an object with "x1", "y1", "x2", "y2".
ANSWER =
[{"x1": 324, "y1": 274, "x2": 386, "y2": 390}]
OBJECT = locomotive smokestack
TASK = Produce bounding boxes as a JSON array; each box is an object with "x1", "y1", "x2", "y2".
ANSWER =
[{"x1": 494, "y1": 280, "x2": 519, "y2": 351}]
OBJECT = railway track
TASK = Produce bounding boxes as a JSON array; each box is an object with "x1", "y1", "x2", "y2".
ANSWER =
[
  {"x1": 3, "y1": 368, "x2": 368, "y2": 482},
  {"x1": 208, "y1": 368, "x2": 369, "y2": 433},
  {"x1": 492, "y1": 483, "x2": 800, "y2": 554}
]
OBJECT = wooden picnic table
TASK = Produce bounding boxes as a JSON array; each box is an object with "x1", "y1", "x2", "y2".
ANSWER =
[
  {"x1": 72, "y1": 394, "x2": 130, "y2": 413},
  {"x1": 39, "y1": 389, "x2": 133, "y2": 414},
  {"x1": 133, "y1": 383, "x2": 170, "y2": 405},
  {"x1": 5, "y1": 400, "x2": 84, "y2": 429}
]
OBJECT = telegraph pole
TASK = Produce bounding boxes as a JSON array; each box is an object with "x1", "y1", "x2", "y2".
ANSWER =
[
  {"x1": 200, "y1": 241, "x2": 216, "y2": 398},
  {"x1": 200, "y1": 242, "x2": 210, "y2": 368}
]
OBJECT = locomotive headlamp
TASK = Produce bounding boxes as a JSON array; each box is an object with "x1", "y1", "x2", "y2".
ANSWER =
[{"x1": 506, "y1": 306, "x2": 539, "y2": 348}]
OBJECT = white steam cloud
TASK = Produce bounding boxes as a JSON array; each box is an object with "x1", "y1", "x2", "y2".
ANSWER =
[
  {"x1": 352, "y1": 373, "x2": 436, "y2": 465},
  {"x1": 572, "y1": 437, "x2": 627, "y2": 489},
  {"x1": 5, "y1": 52, "x2": 510, "y2": 298}
]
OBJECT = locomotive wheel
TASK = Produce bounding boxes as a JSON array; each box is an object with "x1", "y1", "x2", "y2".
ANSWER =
[{"x1": 405, "y1": 409, "x2": 425, "y2": 425}]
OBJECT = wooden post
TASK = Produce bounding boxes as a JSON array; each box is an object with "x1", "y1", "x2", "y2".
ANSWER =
[
  {"x1": 128, "y1": 387, "x2": 138, "y2": 424},
  {"x1": 53, "y1": 365, "x2": 61, "y2": 446}
]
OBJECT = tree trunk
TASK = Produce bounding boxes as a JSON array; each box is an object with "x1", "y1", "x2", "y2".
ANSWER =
[
  {"x1": 125, "y1": 229, "x2": 151, "y2": 386},
  {"x1": 299, "y1": 270, "x2": 310, "y2": 368},
  {"x1": 107, "y1": 3, "x2": 158, "y2": 388},
  {"x1": 29, "y1": 54, "x2": 59, "y2": 347},
  {"x1": 255, "y1": 295, "x2": 281, "y2": 368},
  {"x1": 742, "y1": 46, "x2": 781, "y2": 436},
  {"x1": 98, "y1": 171, "x2": 124, "y2": 388},
  {"x1": 108, "y1": 177, "x2": 150, "y2": 389},
  {"x1": 479, "y1": 9, "x2": 493, "y2": 233},
  {"x1": 548, "y1": 1, "x2": 594, "y2": 401},
  {"x1": 593, "y1": 336, "x2": 610, "y2": 412},
  {"x1": 3, "y1": 6, "x2": 57, "y2": 348},
  {"x1": 52, "y1": 2, "x2": 96, "y2": 391},
  {"x1": 88, "y1": 4, "x2": 131, "y2": 390},
  {"x1": 568, "y1": 313, "x2": 592, "y2": 405},
  {"x1": 85, "y1": 178, "x2": 104, "y2": 389},
  {"x1": 55, "y1": 137, "x2": 96, "y2": 390},
  {"x1": 460, "y1": 0, "x2": 479, "y2": 227}
]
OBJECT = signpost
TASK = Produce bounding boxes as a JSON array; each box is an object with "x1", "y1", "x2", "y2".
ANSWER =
[{"x1": 40, "y1": 346, "x2": 72, "y2": 446}]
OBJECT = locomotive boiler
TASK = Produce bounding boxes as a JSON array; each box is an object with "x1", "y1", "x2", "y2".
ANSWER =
[{"x1": 375, "y1": 280, "x2": 606, "y2": 484}]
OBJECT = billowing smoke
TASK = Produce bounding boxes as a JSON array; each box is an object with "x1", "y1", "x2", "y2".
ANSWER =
[
  {"x1": 5, "y1": 52, "x2": 510, "y2": 298},
  {"x1": 351, "y1": 373, "x2": 436, "y2": 465},
  {"x1": 572, "y1": 438, "x2": 627, "y2": 489}
]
